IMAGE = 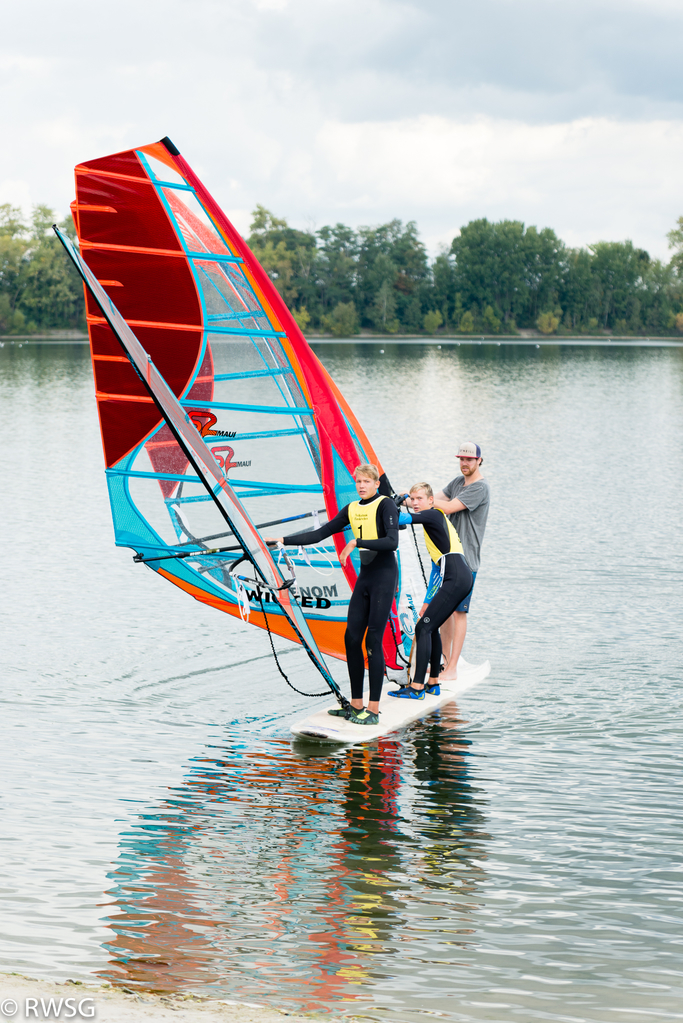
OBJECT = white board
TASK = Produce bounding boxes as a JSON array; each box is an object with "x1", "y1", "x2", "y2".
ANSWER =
[{"x1": 290, "y1": 657, "x2": 491, "y2": 744}]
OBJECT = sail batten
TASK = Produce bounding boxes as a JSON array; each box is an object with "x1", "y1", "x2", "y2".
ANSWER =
[
  {"x1": 189, "y1": 252, "x2": 244, "y2": 264},
  {"x1": 178, "y1": 400, "x2": 314, "y2": 415}
]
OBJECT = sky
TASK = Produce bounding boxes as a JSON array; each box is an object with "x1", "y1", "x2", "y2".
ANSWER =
[{"x1": 2, "y1": 0, "x2": 683, "y2": 258}]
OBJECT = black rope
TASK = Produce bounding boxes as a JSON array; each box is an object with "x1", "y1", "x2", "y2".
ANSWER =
[
  {"x1": 389, "y1": 613, "x2": 410, "y2": 666},
  {"x1": 257, "y1": 592, "x2": 331, "y2": 698},
  {"x1": 411, "y1": 524, "x2": 428, "y2": 587}
]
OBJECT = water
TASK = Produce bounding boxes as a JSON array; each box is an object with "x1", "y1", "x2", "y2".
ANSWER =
[{"x1": 2, "y1": 339, "x2": 683, "y2": 1022}]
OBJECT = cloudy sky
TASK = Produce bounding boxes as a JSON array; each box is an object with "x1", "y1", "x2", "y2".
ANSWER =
[{"x1": 2, "y1": 0, "x2": 683, "y2": 257}]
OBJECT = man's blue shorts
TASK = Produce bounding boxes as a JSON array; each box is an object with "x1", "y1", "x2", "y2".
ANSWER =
[
  {"x1": 425, "y1": 564, "x2": 477, "y2": 613},
  {"x1": 455, "y1": 571, "x2": 477, "y2": 613}
]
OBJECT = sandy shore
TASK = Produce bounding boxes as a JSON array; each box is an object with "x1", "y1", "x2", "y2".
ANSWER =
[{"x1": 0, "y1": 975, "x2": 316, "y2": 1023}]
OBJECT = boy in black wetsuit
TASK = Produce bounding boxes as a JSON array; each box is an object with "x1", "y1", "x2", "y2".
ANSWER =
[
  {"x1": 265, "y1": 464, "x2": 398, "y2": 726},
  {"x1": 390, "y1": 483, "x2": 473, "y2": 699}
]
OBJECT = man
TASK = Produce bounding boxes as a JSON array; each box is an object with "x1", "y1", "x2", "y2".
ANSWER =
[{"x1": 433, "y1": 442, "x2": 489, "y2": 680}]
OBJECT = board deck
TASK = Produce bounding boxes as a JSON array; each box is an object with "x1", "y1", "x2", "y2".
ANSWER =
[{"x1": 290, "y1": 658, "x2": 491, "y2": 744}]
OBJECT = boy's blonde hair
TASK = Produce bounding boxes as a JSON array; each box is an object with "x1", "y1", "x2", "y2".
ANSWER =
[
  {"x1": 354, "y1": 463, "x2": 380, "y2": 482},
  {"x1": 409, "y1": 482, "x2": 433, "y2": 498}
]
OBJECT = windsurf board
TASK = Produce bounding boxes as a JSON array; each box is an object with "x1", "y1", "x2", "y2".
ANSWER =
[{"x1": 290, "y1": 657, "x2": 490, "y2": 744}]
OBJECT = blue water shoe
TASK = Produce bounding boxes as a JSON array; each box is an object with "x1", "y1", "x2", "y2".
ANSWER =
[{"x1": 388, "y1": 685, "x2": 425, "y2": 700}]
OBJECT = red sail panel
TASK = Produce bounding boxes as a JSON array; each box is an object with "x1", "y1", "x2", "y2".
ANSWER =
[{"x1": 73, "y1": 152, "x2": 204, "y2": 468}]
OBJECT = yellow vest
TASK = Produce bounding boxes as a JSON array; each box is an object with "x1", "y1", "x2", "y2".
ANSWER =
[
  {"x1": 348, "y1": 495, "x2": 387, "y2": 541},
  {"x1": 423, "y1": 509, "x2": 463, "y2": 564}
]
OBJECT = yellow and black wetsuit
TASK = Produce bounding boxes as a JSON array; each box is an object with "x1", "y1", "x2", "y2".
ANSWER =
[
  {"x1": 283, "y1": 497, "x2": 399, "y2": 703},
  {"x1": 403, "y1": 508, "x2": 473, "y2": 686}
]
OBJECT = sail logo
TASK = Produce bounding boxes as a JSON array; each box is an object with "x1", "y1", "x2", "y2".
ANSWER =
[
  {"x1": 188, "y1": 409, "x2": 235, "y2": 439},
  {"x1": 299, "y1": 585, "x2": 337, "y2": 600},
  {"x1": 210, "y1": 445, "x2": 251, "y2": 475},
  {"x1": 244, "y1": 589, "x2": 331, "y2": 609}
]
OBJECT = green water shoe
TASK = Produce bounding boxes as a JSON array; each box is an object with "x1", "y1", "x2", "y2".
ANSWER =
[
  {"x1": 328, "y1": 705, "x2": 353, "y2": 718},
  {"x1": 350, "y1": 708, "x2": 379, "y2": 726}
]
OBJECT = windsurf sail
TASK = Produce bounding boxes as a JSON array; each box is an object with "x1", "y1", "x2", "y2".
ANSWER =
[
  {"x1": 65, "y1": 137, "x2": 405, "y2": 672},
  {"x1": 56, "y1": 226, "x2": 348, "y2": 702}
]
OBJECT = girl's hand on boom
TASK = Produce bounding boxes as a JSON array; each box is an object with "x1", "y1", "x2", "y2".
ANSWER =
[
  {"x1": 264, "y1": 537, "x2": 283, "y2": 546},
  {"x1": 339, "y1": 538, "x2": 356, "y2": 567}
]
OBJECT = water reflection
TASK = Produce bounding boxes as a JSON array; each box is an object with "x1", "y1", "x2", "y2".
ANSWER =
[{"x1": 100, "y1": 705, "x2": 489, "y2": 1012}]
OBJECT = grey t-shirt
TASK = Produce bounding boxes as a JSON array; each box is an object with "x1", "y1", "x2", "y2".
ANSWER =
[{"x1": 442, "y1": 476, "x2": 490, "y2": 572}]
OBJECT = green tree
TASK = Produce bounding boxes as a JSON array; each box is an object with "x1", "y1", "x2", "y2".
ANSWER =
[
  {"x1": 667, "y1": 216, "x2": 683, "y2": 274},
  {"x1": 0, "y1": 294, "x2": 25, "y2": 333},
  {"x1": 589, "y1": 241, "x2": 649, "y2": 328},
  {"x1": 247, "y1": 205, "x2": 317, "y2": 310},
  {"x1": 356, "y1": 219, "x2": 428, "y2": 330},
  {"x1": 370, "y1": 280, "x2": 399, "y2": 332},
  {"x1": 639, "y1": 258, "x2": 674, "y2": 332},
  {"x1": 560, "y1": 248, "x2": 599, "y2": 330},
  {"x1": 322, "y1": 301, "x2": 360, "y2": 337},
  {"x1": 316, "y1": 223, "x2": 358, "y2": 317},
  {"x1": 482, "y1": 305, "x2": 500, "y2": 333},
  {"x1": 0, "y1": 203, "x2": 27, "y2": 237},
  {"x1": 431, "y1": 251, "x2": 456, "y2": 327},
  {"x1": 0, "y1": 203, "x2": 30, "y2": 329},
  {"x1": 537, "y1": 311, "x2": 560, "y2": 334},
  {"x1": 459, "y1": 310, "x2": 475, "y2": 333},
  {"x1": 15, "y1": 208, "x2": 84, "y2": 330},
  {"x1": 423, "y1": 309, "x2": 443, "y2": 334},
  {"x1": 451, "y1": 218, "x2": 564, "y2": 328},
  {"x1": 523, "y1": 226, "x2": 565, "y2": 322},
  {"x1": 292, "y1": 307, "x2": 311, "y2": 332},
  {"x1": 364, "y1": 252, "x2": 398, "y2": 331},
  {"x1": 1, "y1": 204, "x2": 84, "y2": 332}
]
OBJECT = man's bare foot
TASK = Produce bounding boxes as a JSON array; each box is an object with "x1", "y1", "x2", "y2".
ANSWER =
[{"x1": 439, "y1": 671, "x2": 458, "y2": 682}]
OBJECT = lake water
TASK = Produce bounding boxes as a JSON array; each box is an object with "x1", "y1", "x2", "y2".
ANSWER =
[{"x1": 1, "y1": 339, "x2": 683, "y2": 1023}]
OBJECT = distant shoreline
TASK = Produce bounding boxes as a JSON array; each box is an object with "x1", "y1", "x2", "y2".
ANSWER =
[{"x1": 2, "y1": 332, "x2": 682, "y2": 348}]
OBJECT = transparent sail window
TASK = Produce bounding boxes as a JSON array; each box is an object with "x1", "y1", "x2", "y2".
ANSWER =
[
  {"x1": 162, "y1": 188, "x2": 232, "y2": 256},
  {"x1": 138, "y1": 152, "x2": 187, "y2": 187},
  {"x1": 196, "y1": 263, "x2": 270, "y2": 332}
]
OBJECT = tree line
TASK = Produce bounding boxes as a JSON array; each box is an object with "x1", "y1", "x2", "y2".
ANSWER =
[
  {"x1": 3, "y1": 200, "x2": 683, "y2": 336},
  {"x1": 248, "y1": 207, "x2": 683, "y2": 336}
]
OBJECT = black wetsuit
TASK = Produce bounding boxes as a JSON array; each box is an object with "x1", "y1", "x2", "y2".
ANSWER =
[
  {"x1": 283, "y1": 498, "x2": 399, "y2": 703},
  {"x1": 404, "y1": 509, "x2": 473, "y2": 686}
]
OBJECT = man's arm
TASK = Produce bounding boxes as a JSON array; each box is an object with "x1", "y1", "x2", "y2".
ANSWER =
[
  {"x1": 434, "y1": 490, "x2": 467, "y2": 514},
  {"x1": 266, "y1": 506, "x2": 350, "y2": 546}
]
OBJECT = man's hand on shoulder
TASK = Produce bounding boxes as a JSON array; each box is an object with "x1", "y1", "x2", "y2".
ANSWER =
[{"x1": 434, "y1": 491, "x2": 467, "y2": 515}]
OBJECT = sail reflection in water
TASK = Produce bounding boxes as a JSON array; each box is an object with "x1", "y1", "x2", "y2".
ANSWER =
[{"x1": 99, "y1": 707, "x2": 489, "y2": 1013}]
